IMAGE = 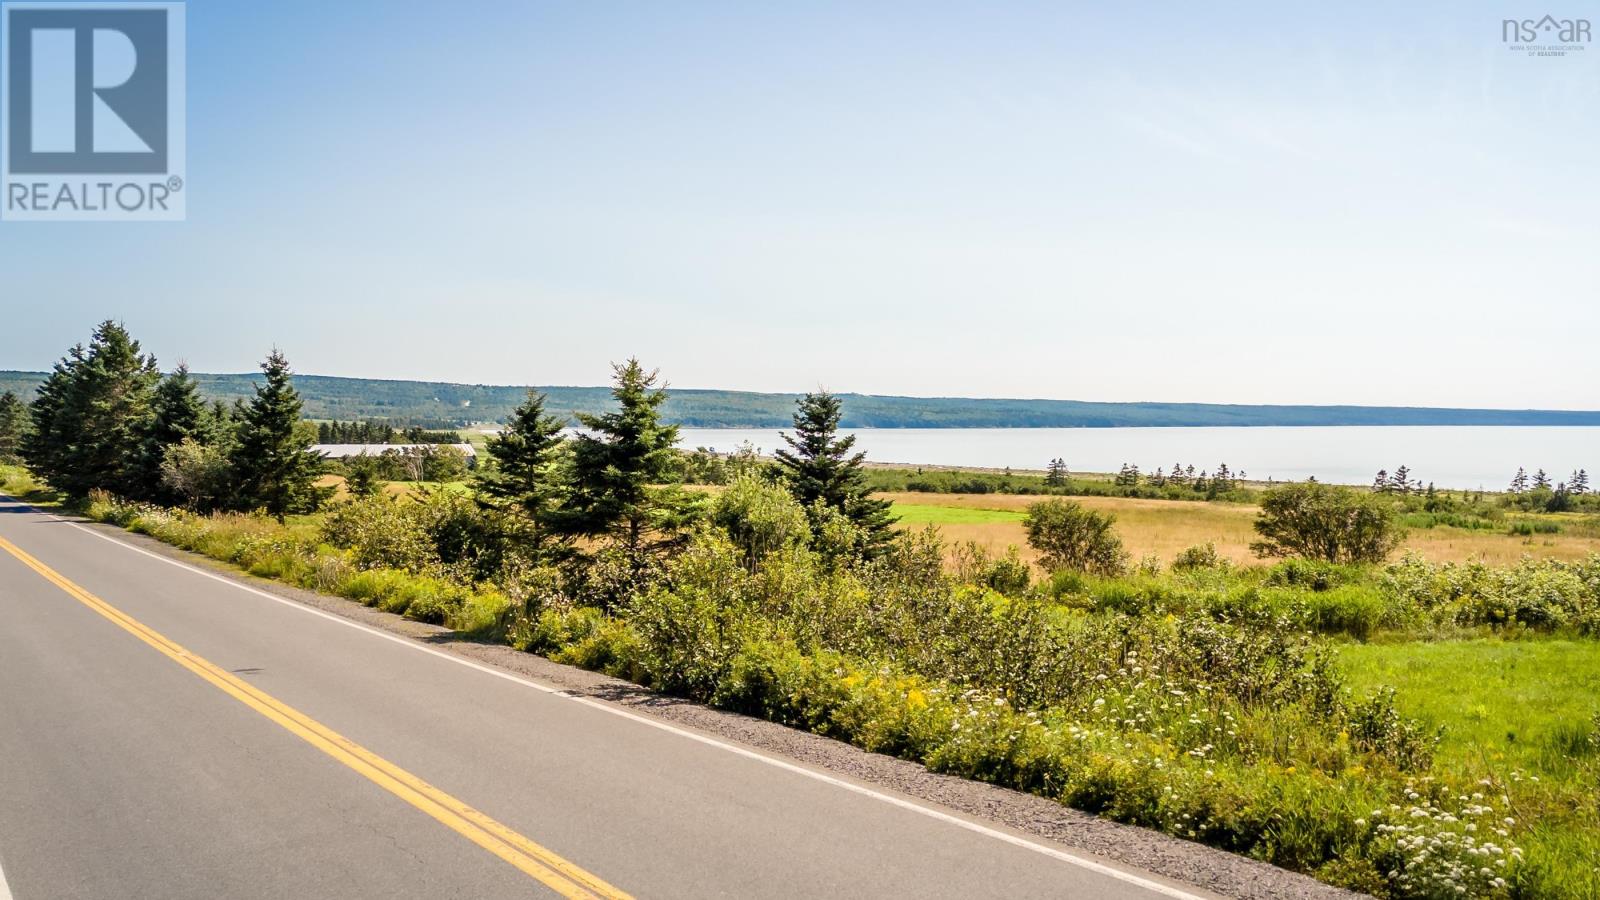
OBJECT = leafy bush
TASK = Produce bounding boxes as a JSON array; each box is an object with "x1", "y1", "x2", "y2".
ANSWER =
[
  {"x1": 1264, "y1": 558, "x2": 1363, "y2": 592},
  {"x1": 1251, "y1": 482, "x2": 1403, "y2": 564},
  {"x1": 320, "y1": 491, "x2": 511, "y2": 583},
  {"x1": 1172, "y1": 542, "x2": 1226, "y2": 571},
  {"x1": 1383, "y1": 554, "x2": 1600, "y2": 634},
  {"x1": 951, "y1": 542, "x2": 1031, "y2": 595},
  {"x1": 711, "y1": 473, "x2": 811, "y2": 570},
  {"x1": 1022, "y1": 499, "x2": 1128, "y2": 575}
]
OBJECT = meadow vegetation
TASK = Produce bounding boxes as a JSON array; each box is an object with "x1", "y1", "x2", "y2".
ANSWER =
[{"x1": 5, "y1": 322, "x2": 1599, "y2": 898}]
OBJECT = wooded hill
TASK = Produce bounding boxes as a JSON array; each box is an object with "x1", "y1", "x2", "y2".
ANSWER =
[{"x1": 4, "y1": 370, "x2": 1598, "y2": 429}]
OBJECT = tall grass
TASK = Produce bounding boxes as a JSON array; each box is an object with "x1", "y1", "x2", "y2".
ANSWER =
[{"x1": 83, "y1": 492, "x2": 509, "y2": 633}]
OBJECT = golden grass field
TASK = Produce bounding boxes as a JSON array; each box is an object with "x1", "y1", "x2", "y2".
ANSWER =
[{"x1": 882, "y1": 492, "x2": 1600, "y2": 566}]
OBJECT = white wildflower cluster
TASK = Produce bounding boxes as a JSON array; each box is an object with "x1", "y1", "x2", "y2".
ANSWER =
[
  {"x1": 1365, "y1": 779, "x2": 1520, "y2": 898},
  {"x1": 1081, "y1": 651, "x2": 1240, "y2": 761}
]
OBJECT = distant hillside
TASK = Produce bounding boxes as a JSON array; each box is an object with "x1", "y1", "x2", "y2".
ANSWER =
[{"x1": 3, "y1": 370, "x2": 1598, "y2": 429}]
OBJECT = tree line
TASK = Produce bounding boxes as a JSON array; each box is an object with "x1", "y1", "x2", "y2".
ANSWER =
[
  {"x1": 1111, "y1": 461, "x2": 1243, "y2": 494},
  {"x1": 6, "y1": 322, "x2": 900, "y2": 600},
  {"x1": 15, "y1": 322, "x2": 326, "y2": 520},
  {"x1": 478, "y1": 369, "x2": 897, "y2": 592},
  {"x1": 316, "y1": 420, "x2": 461, "y2": 444}
]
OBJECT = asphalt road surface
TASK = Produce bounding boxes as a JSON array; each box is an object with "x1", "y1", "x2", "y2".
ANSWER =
[{"x1": 0, "y1": 496, "x2": 1217, "y2": 900}]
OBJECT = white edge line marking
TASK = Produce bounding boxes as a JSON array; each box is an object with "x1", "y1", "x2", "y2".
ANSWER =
[
  {"x1": 0, "y1": 852, "x2": 13, "y2": 900},
  {"x1": 6, "y1": 498, "x2": 1207, "y2": 900}
]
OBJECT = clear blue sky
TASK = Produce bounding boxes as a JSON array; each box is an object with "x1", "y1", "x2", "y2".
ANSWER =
[{"x1": 3, "y1": 1, "x2": 1597, "y2": 408}]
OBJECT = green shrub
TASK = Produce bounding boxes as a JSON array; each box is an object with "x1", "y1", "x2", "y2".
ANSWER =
[
  {"x1": 1022, "y1": 499, "x2": 1128, "y2": 576},
  {"x1": 627, "y1": 532, "x2": 756, "y2": 696},
  {"x1": 1172, "y1": 542, "x2": 1226, "y2": 571},
  {"x1": 1264, "y1": 558, "x2": 1363, "y2": 592},
  {"x1": 1251, "y1": 483, "x2": 1403, "y2": 564},
  {"x1": 711, "y1": 473, "x2": 811, "y2": 570}
]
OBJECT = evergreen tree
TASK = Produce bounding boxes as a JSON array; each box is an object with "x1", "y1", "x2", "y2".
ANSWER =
[
  {"x1": 774, "y1": 390, "x2": 896, "y2": 556},
  {"x1": 1213, "y1": 462, "x2": 1234, "y2": 492},
  {"x1": 22, "y1": 345, "x2": 81, "y2": 483},
  {"x1": 205, "y1": 400, "x2": 234, "y2": 442},
  {"x1": 22, "y1": 321, "x2": 159, "y2": 498},
  {"x1": 481, "y1": 390, "x2": 569, "y2": 553},
  {"x1": 1572, "y1": 469, "x2": 1590, "y2": 495},
  {"x1": 229, "y1": 350, "x2": 329, "y2": 520},
  {"x1": 1373, "y1": 470, "x2": 1390, "y2": 493},
  {"x1": 134, "y1": 364, "x2": 207, "y2": 501},
  {"x1": 343, "y1": 454, "x2": 383, "y2": 498},
  {"x1": 1390, "y1": 465, "x2": 1412, "y2": 494},
  {"x1": 1044, "y1": 457, "x2": 1068, "y2": 487},
  {"x1": 1168, "y1": 462, "x2": 1188, "y2": 486},
  {"x1": 1510, "y1": 467, "x2": 1528, "y2": 493},
  {"x1": 562, "y1": 360, "x2": 700, "y2": 576},
  {"x1": 1548, "y1": 483, "x2": 1574, "y2": 512},
  {"x1": 0, "y1": 391, "x2": 26, "y2": 465},
  {"x1": 1532, "y1": 469, "x2": 1551, "y2": 490}
]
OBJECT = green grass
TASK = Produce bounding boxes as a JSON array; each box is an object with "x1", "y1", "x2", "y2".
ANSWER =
[
  {"x1": 1340, "y1": 640, "x2": 1600, "y2": 896},
  {"x1": 0, "y1": 464, "x2": 59, "y2": 505},
  {"x1": 1339, "y1": 640, "x2": 1600, "y2": 773},
  {"x1": 890, "y1": 503, "x2": 1025, "y2": 525}
]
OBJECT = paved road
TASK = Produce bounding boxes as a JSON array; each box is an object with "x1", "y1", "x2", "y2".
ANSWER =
[{"x1": 0, "y1": 497, "x2": 1213, "y2": 900}]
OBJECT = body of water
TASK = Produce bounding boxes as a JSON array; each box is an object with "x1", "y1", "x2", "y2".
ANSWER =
[{"x1": 676, "y1": 426, "x2": 1600, "y2": 490}]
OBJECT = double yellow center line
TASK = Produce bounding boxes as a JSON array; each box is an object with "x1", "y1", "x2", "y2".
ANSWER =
[{"x1": 0, "y1": 534, "x2": 631, "y2": 900}]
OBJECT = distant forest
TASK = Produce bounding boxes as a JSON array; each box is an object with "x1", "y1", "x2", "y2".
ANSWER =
[{"x1": 3, "y1": 370, "x2": 1598, "y2": 429}]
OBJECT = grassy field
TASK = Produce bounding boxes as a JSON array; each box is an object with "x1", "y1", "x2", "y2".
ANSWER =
[
  {"x1": 1340, "y1": 641, "x2": 1600, "y2": 896},
  {"x1": 315, "y1": 474, "x2": 473, "y2": 501},
  {"x1": 884, "y1": 491, "x2": 1600, "y2": 566}
]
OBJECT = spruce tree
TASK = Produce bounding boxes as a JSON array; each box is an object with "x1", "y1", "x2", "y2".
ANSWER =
[
  {"x1": 775, "y1": 390, "x2": 895, "y2": 556},
  {"x1": 1114, "y1": 463, "x2": 1141, "y2": 487},
  {"x1": 229, "y1": 350, "x2": 328, "y2": 520},
  {"x1": 343, "y1": 454, "x2": 383, "y2": 498},
  {"x1": 1213, "y1": 462, "x2": 1233, "y2": 492},
  {"x1": 1533, "y1": 469, "x2": 1551, "y2": 490},
  {"x1": 1390, "y1": 465, "x2": 1412, "y2": 494},
  {"x1": 1373, "y1": 470, "x2": 1390, "y2": 493},
  {"x1": 22, "y1": 322, "x2": 159, "y2": 498},
  {"x1": 481, "y1": 390, "x2": 569, "y2": 553},
  {"x1": 561, "y1": 360, "x2": 699, "y2": 577},
  {"x1": 1572, "y1": 469, "x2": 1590, "y2": 495},
  {"x1": 22, "y1": 345, "x2": 82, "y2": 483},
  {"x1": 1510, "y1": 468, "x2": 1528, "y2": 493},
  {"x1": 0, "y1": 391, "x2": 26, "y2": 465},
  {"x1": 134, "y1": 364, "x2": 207, "y2": 501},
  {"x1": 1044, "y1": 457, "x2": 1068, "y2": 487}
]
